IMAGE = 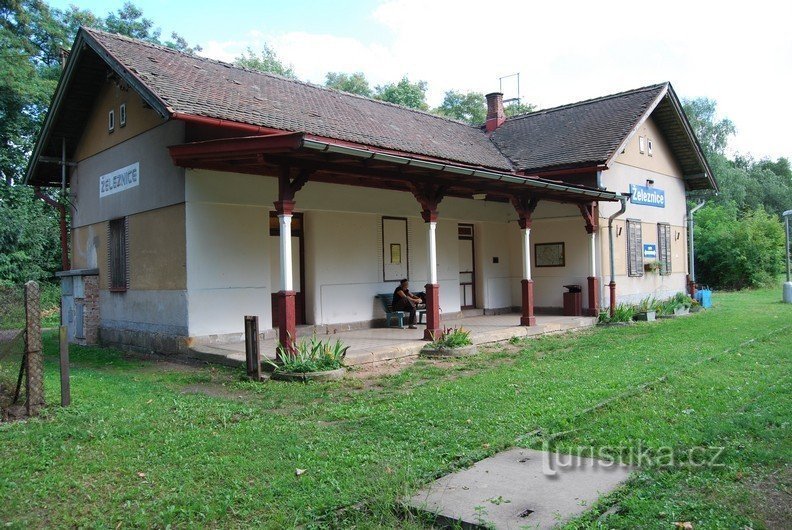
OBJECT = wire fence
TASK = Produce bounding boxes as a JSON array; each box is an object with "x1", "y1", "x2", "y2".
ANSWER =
[{"x1": 0, "y1": 282, "x2": 51, "y2": 420}]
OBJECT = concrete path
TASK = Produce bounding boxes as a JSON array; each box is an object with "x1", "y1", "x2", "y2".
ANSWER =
[
  {"x1": 406, "y1": 447, "x2": 632, "y2": 529},
  {"x1": 187, "y1": 314, "x2": 596, "y2": 367}
]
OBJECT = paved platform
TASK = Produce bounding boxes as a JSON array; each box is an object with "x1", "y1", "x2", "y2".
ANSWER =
[
  {"x1": 187, "y1": 313, "x2": 596, "y2": 367},
  {"x1": 406, "y1": 447, "x2": 632, "y2": 529}
]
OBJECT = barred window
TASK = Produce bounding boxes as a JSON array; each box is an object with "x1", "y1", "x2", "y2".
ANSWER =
[
  {"x1": 626, "y1": 219, "x2": 643, "y2": 277},
  {"x1": 109, "y1": 218, "x2": 127, "y2": 291},
  {"x1": 657, "y1": 223, "x2": 672, "y2": 275}
]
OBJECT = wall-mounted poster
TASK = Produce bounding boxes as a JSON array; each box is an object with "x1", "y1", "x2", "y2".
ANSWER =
[
  {"x1": 534, "y1": 242, "x2": 565, "y2": 267},
  {"x1": 390, "y1": 243, "x2": 401, "y2": 264}
]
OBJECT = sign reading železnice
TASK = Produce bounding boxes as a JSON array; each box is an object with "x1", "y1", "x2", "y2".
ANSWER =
[
  {"x1": 629, "y1": 184, "x2": 665, "y2": 208},
  {"x1": 99, "y1": 163, "x2": 139, "y2": 198}
]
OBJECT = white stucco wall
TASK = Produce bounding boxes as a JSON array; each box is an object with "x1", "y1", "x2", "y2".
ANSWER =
[{"x1": 185, "y1": 169, "x2": 608, "y2": 336}]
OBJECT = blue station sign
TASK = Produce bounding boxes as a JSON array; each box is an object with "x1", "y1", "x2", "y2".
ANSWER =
[
  {"x1": 630, "y1": 184, "x2": 666, "y2": 208},
  {"x1": 643, "y1": 244, "x2": 657, "y2": 259}
]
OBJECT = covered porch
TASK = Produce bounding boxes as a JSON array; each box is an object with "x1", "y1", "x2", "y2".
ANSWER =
[
  {"x1": 169, "y1": 131, "x2": 623, "y2": 359},
  {"x1": 187, "y1": 312, "x2": 597, "y2": 367}
]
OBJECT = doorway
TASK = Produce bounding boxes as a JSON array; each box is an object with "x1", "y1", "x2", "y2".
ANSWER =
[
  {"x1": 458, "y1": 223, "x2": 476, "y2": 309},
  {"x1": 270, "y1": 211, "x2": 306, "y2": 326}
]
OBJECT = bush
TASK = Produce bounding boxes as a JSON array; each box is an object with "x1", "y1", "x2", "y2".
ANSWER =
[
  {"x1": 426, "y1": 327, "x2": 472, "y2": 349},
  {"x1": 695, "y1": 204, "x2": 784, "y2": 289},
  {"x1": 270, "y1": 336, "x2": 348, "y2": 373},
  {"x1": 598, "y1": 304, "x2": 635, "y2": 324}
]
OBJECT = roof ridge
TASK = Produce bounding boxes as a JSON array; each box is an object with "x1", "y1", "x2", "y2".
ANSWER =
[
  {"x1": 504, "y1": 82, "x2": 669, "y2": 122},
  {"x1": 81, "y1": 26, "x2": 481, "y2": 130}
]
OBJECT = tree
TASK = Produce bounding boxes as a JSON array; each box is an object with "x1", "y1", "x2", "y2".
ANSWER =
[
  {"x1": 682, "y1": 98, "x2": 735, "y2": 158},
  {"x1": 434, "y1": 90, "x2": 486, "y2": 124},
  {"x1": 374, "y1": 76, "x2": 428, "y2": 110},
  {"x1": 235, "y1": 44, "x2": 295, "y2": 78},
  {"x1": 694, "y1": 203, "x2": 784, "y2": 289},
  {"x1": 101, "y1": 2, "x2": 201, "y2": 54},
  {"x1": 504, "y1": 101, "x2": 536, "y2": 117},
  {"x1": 324, "y1": 71, "x2": 372, "y2": 97}
]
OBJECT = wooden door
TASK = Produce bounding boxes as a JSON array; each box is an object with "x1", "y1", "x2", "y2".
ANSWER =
[{"x1": 458, "y1": 224, "x2": 476, "y2": 309}]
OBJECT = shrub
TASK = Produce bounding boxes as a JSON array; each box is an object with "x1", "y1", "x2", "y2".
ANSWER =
[
  {"x1": 269, "y1": 336, "x2": 348, "y2": 373},
  {"x1": 695, "y1": 204, "x2": 784, "y2": 289},
  {"x1": 598, "y1": 304, "x2": 635, "y2": 324},
  {"x1": 427, "y1": 327, "x2": 472, "y2": 349}
]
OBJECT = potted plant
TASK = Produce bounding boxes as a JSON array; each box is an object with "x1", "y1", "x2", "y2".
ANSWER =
[
  {"x1": 644, "y1": 261, "x2": 661, "y2": 274},
  {"x1": 267, "y1": 335, "x2": 349, "y2": 382},
  {"x1": 633, "y1": 296, "x2": 658, "y2": 322},
  {"x1": 420, "y1": 327, "x2": 476, "y2": 358},
  {"x1": 671, "y1": 292, "x2": 693, "y2": 316},
  {"x1": 597, "y1": 304, "x2": 636, "y2": 326}
]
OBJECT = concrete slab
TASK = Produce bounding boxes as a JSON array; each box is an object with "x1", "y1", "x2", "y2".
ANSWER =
[
  {"x1": 186, "y1": 314, "x2": 596, "y2": 367},
  {"x1": 406, "y1": 447, "x2": 632, "y2": 529}
]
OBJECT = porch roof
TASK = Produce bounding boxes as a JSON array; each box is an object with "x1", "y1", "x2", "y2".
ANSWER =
[{"x1": 168, "y1": 133, "x2": 625, "y2": 204}]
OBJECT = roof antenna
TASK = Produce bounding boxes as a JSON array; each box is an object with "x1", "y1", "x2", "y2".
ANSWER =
[{"x1": 498, "y1": 73, "x2": 521, "y2": 107}]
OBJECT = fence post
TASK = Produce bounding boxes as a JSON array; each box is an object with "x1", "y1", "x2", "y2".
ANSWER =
[
  {"x1": 244, "y1": 315, "x2": 261, "y2": 381},
  {"x1": 59, "y1": 325, "x2": 70, "y2": 407},
  {"x1": 24, "y1": 281, "x2": 44, "y2": 416}
]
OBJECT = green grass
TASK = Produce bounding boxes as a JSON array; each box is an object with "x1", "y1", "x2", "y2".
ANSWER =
[{"x1": 0, "y1": 287, "x2": 789, "y2": 528}]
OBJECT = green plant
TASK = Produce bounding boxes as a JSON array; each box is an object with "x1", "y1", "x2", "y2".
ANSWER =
[
  {"x1": 427, "y1": 326, "x2": 472, "y2": 349},
  {"x1": 643, "y1": 261, "x2": 662, "y2": 274},
  {"x1": 268, "y1": 335, "x2": 348, "y2": 373},
  {"x1": 636, "y1": 296, "x2": 659, "y2": 313},
  {"x1": 598, "y1": 304, "x2": 635, "y2": 324}
]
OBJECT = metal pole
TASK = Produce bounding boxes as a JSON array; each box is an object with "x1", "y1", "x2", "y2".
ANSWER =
[
  {"x1": 783, "y1": 210, "x2": 792, "y2": 304},
  {"x1": 608, "y1": 196, "x2": 629, "y2": 317},
  {"x1": 687, "y1": 200, "x2": 706, "y2": 294}
]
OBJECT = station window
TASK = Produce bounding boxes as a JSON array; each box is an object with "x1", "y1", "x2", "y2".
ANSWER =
[
  {"x1": 657, "y1": 223, "x2": 672, "y2": 275},
  {"x1": 638, "y1": 136, "x2": 645, "y2": 154},
  {"x1": 108, "y1": 109, "x2": 115, "y2": 133},
  {"x1": 109, "y1": 218, "x2": 128, "y2": 291},
  {"x1": 647, "y1": 138, "x2": 654, "y2": 156},
  {"x1": 119, "y1": 103, "x2": 127, "y2": 127},
  {"x1": 626, "y1": 219, "x2": 643, "y2": 277}
]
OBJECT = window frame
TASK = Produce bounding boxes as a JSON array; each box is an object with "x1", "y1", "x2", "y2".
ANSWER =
[
  {"x1": 626, "y1": 218, "x2": 643, "y2": 277},
  {"x1": 108, "y1": 217, "x2": 128, "y2": 292},
  {"x1": 119, "y1": 103, "x2": 127, "y2": 128},
  {"x1": 108, "y1": 109, "x2": 115, "y2": 133}
]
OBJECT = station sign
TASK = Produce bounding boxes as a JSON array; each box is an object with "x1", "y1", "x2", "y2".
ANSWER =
[
  {"x1": 630, "y1": 184, "x2": 665, "y2": 208},
  {"x1": 100, "y1": 162, "x2": 139, "y2": 198}
]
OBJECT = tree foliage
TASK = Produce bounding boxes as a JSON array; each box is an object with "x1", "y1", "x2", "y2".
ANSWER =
[
  {"x1": 374, "y1": 76, "x2": 428, "y2": 110},
  {"x1": 0, "y1": 181, "x2": 60, "y2": 285},
  {"x1": 504, "y1": 101, "x2": 536, "y2": 117},
  {"x1": 434, "y1": 90, "x2": 486, "y2": 124},
  {"x1": 324, "y1": 71, "x2": 372, "y2": 97},
  {"x1": 694, "y1": 203, "x2": 784, "y2": 289},
  {"x1": 234, "y1": 44, "x2": 295, "y2": 78}
]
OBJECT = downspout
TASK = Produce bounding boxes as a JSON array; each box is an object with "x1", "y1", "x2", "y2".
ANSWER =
[
  {"x1": 608, "y1": 194, "x2": 629, "y2": 317},
  {"x1": 686, "y1": 200, "x2": 706, "y2": 296}
]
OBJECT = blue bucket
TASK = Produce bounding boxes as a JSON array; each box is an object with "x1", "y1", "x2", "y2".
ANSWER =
[{"x1": 695, "y1": 286, "x2": 712, "y2": 308}]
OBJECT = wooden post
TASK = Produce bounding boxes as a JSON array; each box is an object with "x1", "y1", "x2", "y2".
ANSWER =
[
  {"x1": 24, "y1": 281, "x2": 44, "y2": 416},
  {"x1": 59, "y1": 326, "x2": 70, "y2": 407},
  {"x1": 244, "y1": 316, "x2": 261, "y2": 380}
]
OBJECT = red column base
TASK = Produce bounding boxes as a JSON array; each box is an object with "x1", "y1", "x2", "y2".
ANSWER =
[
  {"x1": 586, "y1": 276, "x2": 600, "y2": 317},
  {"x1": 276, "y1": 290, "x2": 297, "y2": 360},
  {"x1": 687, "y1": 275, "x2": 697, "y2": 297},
  {"x1": 423, "y1": 283, "x2": 442, "y2": 340},
  {"x1": 520, "y1": 279, "x2": 536, "y2": 326},
  {"x1": 608, "y1": 281, "x2": 617, "y2": 317}
]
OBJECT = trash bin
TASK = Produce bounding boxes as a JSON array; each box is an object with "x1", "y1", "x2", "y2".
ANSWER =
[
  {"x1": 695, "y1": 286, "x2": 712, "y2": 308},
  {"x1": 563, "y1": 284, "x2": 583, "y2": 316}
]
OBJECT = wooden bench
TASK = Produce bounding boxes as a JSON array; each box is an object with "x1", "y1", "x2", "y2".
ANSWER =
[{"x1": 376, "y1": 293, "x2": 426, "y2": 328}]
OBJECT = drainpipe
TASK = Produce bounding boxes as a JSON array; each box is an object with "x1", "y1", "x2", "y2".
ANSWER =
[
  {"x1": 783, "y1": 209, "x2": 792, "y2": 304},
  {"x1": 608, "y1": 194, "x2": 629, "y2": 317},
  {"x1": 687, "y1": 200, "x2": 706, "y2": 296}
]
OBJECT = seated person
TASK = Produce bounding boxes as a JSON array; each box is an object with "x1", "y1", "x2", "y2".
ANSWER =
[{"x1": 393, "y1": 278, "x2": 422, "y2": 329}]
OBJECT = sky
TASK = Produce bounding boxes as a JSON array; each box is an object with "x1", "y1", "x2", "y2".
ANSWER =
[{"x1": 49, "y1": 0, "x2": 792, "y2": 160}]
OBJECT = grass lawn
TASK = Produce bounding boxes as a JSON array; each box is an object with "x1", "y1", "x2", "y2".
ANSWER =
[{"x1": 0, "y1": 287, "x2": 789, "y2": 528}]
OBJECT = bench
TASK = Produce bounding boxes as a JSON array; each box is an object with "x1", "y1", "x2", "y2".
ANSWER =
[{"x1": 376, "y1": 293, "x2": 426, "y2": 328}]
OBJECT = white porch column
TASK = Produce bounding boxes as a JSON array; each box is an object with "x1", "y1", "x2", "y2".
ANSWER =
[
  {"x1": 279, "y1": 213, "x2": 293, "y2": 291},
  {"x1": 427, "y1": 220, "x2": 438, "y2": 284},
  {"x1": 589, "y1": 231, "x2": 596, "y2": 277},
  {"x1": 521, "y1": 227, "x2": 532, "y2": 280}
]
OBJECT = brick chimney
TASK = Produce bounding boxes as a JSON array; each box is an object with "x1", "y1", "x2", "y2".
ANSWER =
[{"x1": 485, "y1": 92, "x2": 506, "y2": 132}]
